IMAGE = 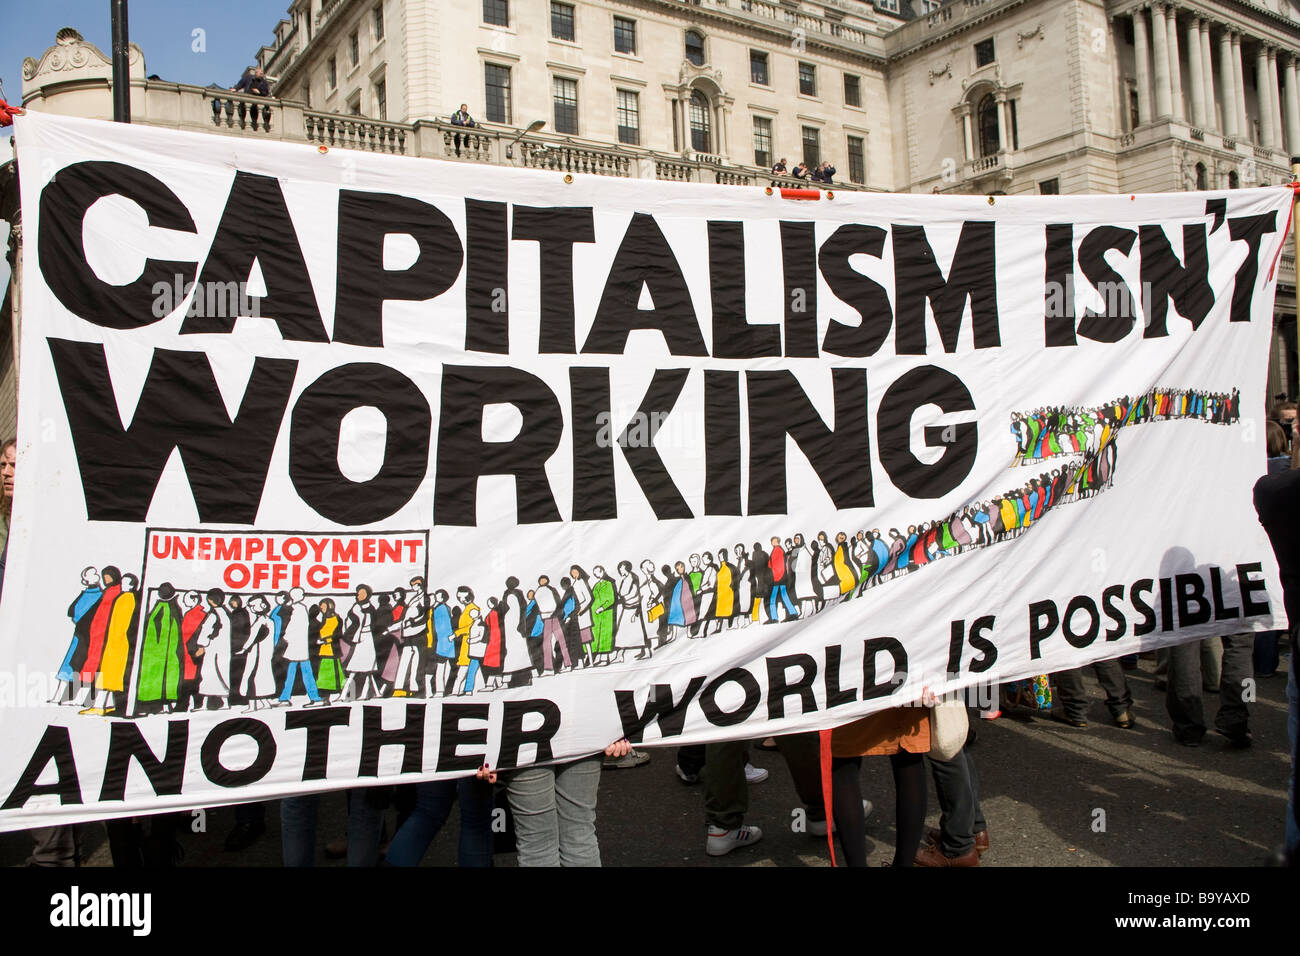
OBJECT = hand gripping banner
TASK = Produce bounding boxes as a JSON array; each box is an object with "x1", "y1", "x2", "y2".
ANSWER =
[{"x1": 0, "y1": 111, "x2": 1291, "y2": 827}]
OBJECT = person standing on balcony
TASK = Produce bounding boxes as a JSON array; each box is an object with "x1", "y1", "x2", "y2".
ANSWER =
[
  {"x1": 451, "y1": 104, "x2": 477, "y2": 157},
  {"x1": 214, "y1": 67, "x2": 270, "y2": 124}
]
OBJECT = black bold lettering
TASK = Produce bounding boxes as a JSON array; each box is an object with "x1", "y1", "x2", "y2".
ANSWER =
[
  {"x1": 747, "y1": 368, "x2": 872, "y2": 514},
  {"x1": 465, "y1": 199, "x2": 511, "y2": 353},
  {"x1": 38, "y1": 161, "x2": 198, "y2": 329},
  {"x1": 289, "y1": 363, "x2": 430, "y2": 524},
  {"x1": 1236, "y1": 562, "x2": 1270, "y2": 616},
  {"x1": 185, "y1": 171, "x2": 328, "y2": 341},
  {"x1": 200, "y1": 718, "x2": 276, "y2": 788},
  {"x1": 878, "y1": 366, "x2": 977, "y2": 498},
  {"x1": 709, "y1": 221, "x2": 781, "y2": 359},
  {"x1": 823, "y1": 645, "x2": 856, "y2": 708},
  {"x1": 1061, "y1": 595, "x2": 1100, "y2": 649},
  {"x1": 615, "y1": 369, "x2": 692, "y2": 520},
  {"x1": 704, "y1": 371, "x2": 742, "y2": 515},
  {"x1": 1209, "y1": 565, "x2": 1240, "y2": 620},
  {"x1": 570, "y1": 367, "x2": 615, "y2": 521},
  {"x1": 434, "y1": 365, "x2": 563, "y2": 525},
  {"x1": 1, "y1": 726, "x2": 82, "y2": 809},
  {"x1": 1075, "y1": 225, "x2": 1137, "y2": 343},
  {"x1": 615, "y1": 677, "x2": 707, "y2": 742},
  {"x1": 861, "y1": 637, "x2": 908, "y2": 701},
  {"x1": 49, "y1": 340, "x2": 296, "y2": 524},
  {"x1": 1227, "y1": 214, "x2": 1278, "y2": 323},
  {"x1": 511, "y1": 205, "x2": 596, "y2": 354},
  {"x1": 1102, "y1": 584, "x2": 1127, "y2": 640},
  {"x1": 781, "y1": 220, "x2": 819, "y2": 357},
  {"x1": 766, "y1": 654, "x2": 818, "y2": 720},
  {"x1": 699, "y1": 669, "x2": 762, "y2": 725},
  {"x1": 1139, "y1": 224, "x2": 1212, "y2": 337},
  {"x1": 358, "y1": 704, "x2": 425, "y2": 776},
  {"x1": 893, "y1": 221, "x2": 999, "y2": 354},
  {"x1": 334, "y1": 190, "x2": 464, "y2": 347},
  {"x1": 1028, "y1": 600, "x2": 1059, "y2": 660},
  {"x1": 819, "y1": 224, "x2": 892, "y2": 357},
  {"x1": 1175, "y1": 573, "x2": 1212, "y2": 626},
  {"x1": 1043, "y1": 223, "x2": 1076, "y2": 347},
  {"x1": 1130, "y1": 579, "x2": 1157, "y2": 636},
  {"x1": 98, "y1": 721, "x2": 188, "y2": 801},
  {"x1": 498, "y1": 699, "x2": 562, "y2": 767},
  {"x1": 437, "y1": 704, "x2": 490, "y2": 773},
  {"x1": 284, "y1": 706, "x2": 351, "y2": 781},
  {"x1": 584, "y1": 213, "x2": 706, "y2": 355},
  {"x1": 968, "y1": 616, "x2": 997, "y2": 673}
]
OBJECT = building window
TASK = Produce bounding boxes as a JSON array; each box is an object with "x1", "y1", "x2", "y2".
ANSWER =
[
  {"x1": 551, "y1": 2, "x2": 575, "y2": 41},
  {"x1": 802, "y1": 125, "x2": 820, "y2": 167},
  {"x1": 616, "y1": 89, "x2": 639, "y2": 145},
  {"x1": 553, "y1": 75, "x2": 578, "y2": 134},
  {"x1": 348, "y1": 96, "x2": 362, "y2": 116},
  {"x1": 327, "y1": 56, "x2": 337, "y2": 89},
  {"x1": 1228, "y1": 169, "x2": 1239, "y2": 189},
  {"x1": 978, "y1": 94, "x2": 999, "y2": 156},
  {"x1": 614, "y1": 16, "x2": 636, "y2": 55},
  {"x1": 878, "y1": 0, "x2": 899, "y2": 12},
  {"x1": 1009, "y1": 99, "x2": 1019, "y2": 149},
  {"x1": 753, "y1": 116, "x2": 772, "y2": 168},
  {"x1": 844, "y1": 73, "x2": 861, "y2": 108},
  {"x1": 483, "y1": 0, "x2": 509, "y2": 26},
  {"x1": 303, "y1": 84, "x2": 311, "y2": 107},
  {"x1": 1039, "y1": 178, "x2": 1059, "y2": 194},
  {"x1": 847, "y1": 135, "x2": 865, "y2": 183},
  {"x1": 485, "y1": 63, "x2": 511, "y2": 123},
  {"x1": 919, "y1": 0, "x2": 940, "y2": 11},
  {"x1": 975, "y1": 38, "x2": 995, "y2": 67},
  {"x1": 685, "y1": 30, "x2": 705, "y2": 66},
  {"x1": 1195, "y1": 162, "x2": 1208, "y2": 190},
  {"x1": 373, "y1": 4, "x2": 384, "y2": 41},
  {"x1": 750, "y1": 50, "x2": 769, "y2": 86},
  {"x1": 349, "y1": 30, "x2": 359, "y2": 67},
  {"x1": 1129, "y1": 86, "x2": 1140, "y2": 130},
  {"x1": 689, "y1": 90, "x2": 711, "y2": 153},
  {"x1": 799, "y1": 62, "x2": 817, "y2": 96},
  {"x1": 375, "y1": 78, "x2": 387, "y2": 120}
]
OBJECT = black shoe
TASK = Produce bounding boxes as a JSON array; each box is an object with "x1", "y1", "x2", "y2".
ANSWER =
[
  {"x1": 1175, "y1": 733, "x2": 1203, "y2": 747},
  {"x1": 1216, "y1": 728, "x2": 1252, "y2": 749},
  {"x1": 1055, "y1": 713, "x2": 1088, "y2": 728},
  {"x1": 223, "y1": 820, "x2": 266, "y2": 852},
  {"x1": 1113, "y1": 711, "x2": 1135, "y2": 729}
]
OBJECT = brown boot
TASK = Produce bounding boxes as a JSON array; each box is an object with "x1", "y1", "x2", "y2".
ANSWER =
[{"x1": 914, "y1": 842, "x2": 980, "y2": 867}]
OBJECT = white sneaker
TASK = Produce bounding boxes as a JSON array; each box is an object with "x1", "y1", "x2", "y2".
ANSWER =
[
  {"x1": 706, "y1": 824, "x2": 763, "y2": 856},
  {"x1": 807, "y1": 800, "x2": 872, "y2": 837},
  {"x1": 744, "y1": 763, "x2": 769, "y2": 784}
]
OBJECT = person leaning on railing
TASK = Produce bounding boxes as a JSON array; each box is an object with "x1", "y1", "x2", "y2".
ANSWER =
[{"x1": 212, "y1": 67, "x2": 270, "y2": 123}]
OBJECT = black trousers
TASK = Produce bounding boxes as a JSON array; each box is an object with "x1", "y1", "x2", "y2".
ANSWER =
[{"x1": 1054, "y1": 659, "x2": 1132, "y2": 721}]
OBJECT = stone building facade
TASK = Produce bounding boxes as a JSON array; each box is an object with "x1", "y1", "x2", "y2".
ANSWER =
[{"x1": 6, "y1": 0, "x2": 1300, "y2": 441}]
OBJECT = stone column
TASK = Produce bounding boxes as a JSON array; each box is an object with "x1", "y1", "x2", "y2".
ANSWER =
[
  {"x1": 1268, "y1": 48, "x2": 1284, "y2": 150},
  {"x1": 960, "y1": 104, "x2": 974, "y2": 161},
  {"x1": 1132, "y1": 9, "x2": 1151, "y2": 126},
  {"x1": 1219, "y1": 30, "x2": 1238, "y2": 137},
  {"x1": 1200, "y1": 20, "x2": 1215, "y2": 129},
  {"x1": 1258, "y1": 45, "x2": 1275, "y2": 148},
  {"x1": 1285, "y1": 56, "x2": 1300, "y2": 156},
  {"x1": 1151, "y1": 3, "x2": 1172, "y2": 118},
  {"x1": 995, "y1": 92, "x2": 1009, "y2": 152},
  {"x1": 1186, "y1": 15, "x2": 1205, "y2": 126},
  {"x1": 1166, "y1": 6, "x2": 1184, "y2": 121},
  {"x1": 1231, "y1": 33, "x2": 1248, "y2": 139}
]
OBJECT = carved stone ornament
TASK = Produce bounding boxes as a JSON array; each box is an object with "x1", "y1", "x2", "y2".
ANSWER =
[
  {"x1": 24, "y1": 29, "x2": 143, "y2": 81},
  {"x1": 1017, "y1": 23, "x2": 1044, "y2": 48},
  {"x1": 929, "y1": 63, "x2": 952, "y2": 85}
]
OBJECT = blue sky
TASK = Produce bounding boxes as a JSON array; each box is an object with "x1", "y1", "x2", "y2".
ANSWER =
[
  {"x1": 2, "y1": 0, "x2": 292, "y2": 138},
  {"x1": 2, "y1": 2, "x2": 290, "y2": 285}
]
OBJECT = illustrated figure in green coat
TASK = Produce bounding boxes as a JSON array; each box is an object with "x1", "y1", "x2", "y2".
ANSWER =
[{"x1": 137, "y1": 582, "x2": 183, "y2": 712}]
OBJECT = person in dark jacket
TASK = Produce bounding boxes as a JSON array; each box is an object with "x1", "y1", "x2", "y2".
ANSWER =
[{"x1": 451, "y1": 103, "x2": 476, "y2": 157}]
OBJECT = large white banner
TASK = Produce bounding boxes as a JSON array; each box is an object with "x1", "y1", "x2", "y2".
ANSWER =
[{"x1": 0, "y1": 112, "x2": 1291, "y2": 828}]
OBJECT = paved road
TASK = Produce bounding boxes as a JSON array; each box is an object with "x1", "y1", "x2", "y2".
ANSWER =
[{"x1": 2, "y1": 654, "x2": 1291, "y2": 867}]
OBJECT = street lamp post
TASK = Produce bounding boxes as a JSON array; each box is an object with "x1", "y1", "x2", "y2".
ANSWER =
[
  {"x1": 111, "y1": 0, "x2": 130, "y2": 123},
  {"x1": 506, "y1": 120, "x2": 546, "y2": 159}
]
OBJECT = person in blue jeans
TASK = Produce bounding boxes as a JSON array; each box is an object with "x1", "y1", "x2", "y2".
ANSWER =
[
  {"x1": 478, "y1": 739, "x2": 632, "y2": 866},
  {"x1": 384, "y1": 777, "x2": 495, "y2": 867},
  {"x1": 281, "y1": 788, "x2": 386, "y2": 866}
]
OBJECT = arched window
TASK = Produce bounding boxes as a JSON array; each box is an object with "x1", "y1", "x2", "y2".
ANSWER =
[
  {"x1": 1228, "y1": 170, "x2": 1239, "y2": 189},
  {"x1": 977, "y1": 93, "x2": 999, "y2": 157},
  {"x1": 1195, "y1": 162, "x2": 1207, "y2": 190},
  {"x1": 689, "y1": 89, "x2": 711, "y2": 153},
  {"x1": 685, "y1": 31, "x2": 705, "y2": 66}
]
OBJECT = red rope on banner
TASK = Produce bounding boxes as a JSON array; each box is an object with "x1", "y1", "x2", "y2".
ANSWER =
[
  {"x1": 1267, "y1": 183, "x2": 1298, "y2": 281},
  {"x1": 778, "y1": 188, "x2": 822, "y2": 200},
  {"x1": 819, "y1": 728, "x2": 836, "y2": 867}
]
